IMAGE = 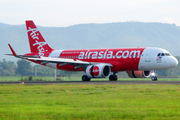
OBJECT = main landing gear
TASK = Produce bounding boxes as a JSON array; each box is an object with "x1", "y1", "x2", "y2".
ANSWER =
[
  {"x1": 82, "y1": 75, "x2": 91, "y2": 81},
  {"x1": 109, "y1": 72, "x2": 118, "y2": 81},
  {"x1": 151, "y1": 70, "x2": 157, "y2": 81},
  {"x1": 82, "y1": 73, "x2": 118, "y2": 81}
]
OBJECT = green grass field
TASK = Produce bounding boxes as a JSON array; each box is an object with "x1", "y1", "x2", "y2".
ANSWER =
[{"x1": 0, "y1": 84, "x2": 180, "y2": 120}]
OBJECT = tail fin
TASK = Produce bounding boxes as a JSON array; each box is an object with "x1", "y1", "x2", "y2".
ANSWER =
[{"x1": 26, "y1": 20, "x2": 53, "y2": 56}]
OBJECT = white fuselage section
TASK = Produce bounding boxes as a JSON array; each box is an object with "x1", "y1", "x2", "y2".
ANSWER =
[{"x1": 138, "y1": 47, "x2": 178, "y2": 70}]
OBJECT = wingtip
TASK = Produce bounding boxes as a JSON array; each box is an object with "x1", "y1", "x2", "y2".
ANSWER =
[{"x1": 8, "y1": 44, "x2": 17, "y2": 56}]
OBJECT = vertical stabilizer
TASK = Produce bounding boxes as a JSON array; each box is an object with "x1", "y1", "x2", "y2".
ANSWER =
[{"x1": 26, "y1": 20, "x2": 53, "y2": 56}]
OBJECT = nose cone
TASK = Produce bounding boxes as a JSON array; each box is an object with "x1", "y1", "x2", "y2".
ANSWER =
[
  {"x1": 162, "y1": 56, "x2": 178, "y2": 69},
  {"x1": 167, "y1": 56, "x2": 178, "y2": 68},
  {"x1": 170, "y1": 56, "x2": 178, "y2": 68}
]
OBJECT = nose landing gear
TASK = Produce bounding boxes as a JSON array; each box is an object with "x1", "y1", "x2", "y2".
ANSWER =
[
  {"x1": 151, "y1": 70, "x2": 157, "y2": 81},
  {"x1": 151, "y1": 76, "x2": 157, "y2": 81}
]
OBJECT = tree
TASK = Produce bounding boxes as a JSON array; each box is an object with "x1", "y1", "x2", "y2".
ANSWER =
[
  {"x1": 0, "y1": 59, "x2": 16, "y2": 76},
  {"x1": 16, "y1": 59, "x2": 33, "y2": 76},
  {"x1": 156, "y1": 69, "x2": 172, "y2": 77}
]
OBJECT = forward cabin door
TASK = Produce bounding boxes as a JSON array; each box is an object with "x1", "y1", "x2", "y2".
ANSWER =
[{"x1": 145, "y1": 49, "x2": 152, "y2": 62}]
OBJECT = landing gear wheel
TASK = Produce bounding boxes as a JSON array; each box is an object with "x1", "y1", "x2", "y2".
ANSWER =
[
  {"x1": 109, "y1": 75, "x2": 118, "y2": 81},
  {"x1": 151, "y1": 76, "x2": 157, "y2": 81},
  {"x1": 82, "y1": 75, "x2": 91, "y2": 81}
]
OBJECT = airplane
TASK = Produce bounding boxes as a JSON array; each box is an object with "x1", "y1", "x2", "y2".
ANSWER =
[{"x1": 6, "y1": 20, "x2": 178, "y2": 81}]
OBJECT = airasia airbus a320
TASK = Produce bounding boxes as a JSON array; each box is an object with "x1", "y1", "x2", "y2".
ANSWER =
[{"x1": 7, "y1": 20, "x2": 178, "y2": 81}]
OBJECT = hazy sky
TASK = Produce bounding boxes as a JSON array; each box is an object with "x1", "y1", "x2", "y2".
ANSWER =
[{"x1": 0, "y1": 0, "x2": 180, "y2": 27}]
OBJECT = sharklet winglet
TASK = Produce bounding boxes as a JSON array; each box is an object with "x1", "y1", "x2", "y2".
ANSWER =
[{"x1": 8, "y1": 44, "x2": 17, "y2": 56}]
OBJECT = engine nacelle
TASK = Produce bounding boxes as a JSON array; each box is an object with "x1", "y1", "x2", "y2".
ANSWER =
[
  {"x1": 126, "y1": 70, "x2": 151, "y2": 78},
  {"x1": 86, "y1": 64, "x2": 111, "y2": 78}
]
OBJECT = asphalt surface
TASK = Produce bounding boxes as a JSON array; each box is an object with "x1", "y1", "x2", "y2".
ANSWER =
[{"x1": 0, "y1": 80, "x2": 180, "y2": 85}]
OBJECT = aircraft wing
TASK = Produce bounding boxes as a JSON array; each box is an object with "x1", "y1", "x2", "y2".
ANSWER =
[{"x1": 27, "y1": 57, "x2": 112, "y2": 70}]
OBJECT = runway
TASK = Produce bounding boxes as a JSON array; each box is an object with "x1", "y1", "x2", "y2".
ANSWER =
[{"x1": 0, "y1": 80, "x2": 180, "y2": 85}]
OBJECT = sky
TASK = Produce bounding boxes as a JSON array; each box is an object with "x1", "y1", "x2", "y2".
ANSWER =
[{"x1": 0, "y1": 0, "x2": 180, "y2": 27}]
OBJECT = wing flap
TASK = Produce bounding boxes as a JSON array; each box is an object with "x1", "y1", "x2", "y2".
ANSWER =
[
  {"x1": 28, "y1": 57, "x2": 91, "y2": 64},
  {"x1": 27, "y1": 57, "x2": 112, "y2": 69},
  {"x1": 27, "y1": 57, "x2": 92, "y2": 70}
]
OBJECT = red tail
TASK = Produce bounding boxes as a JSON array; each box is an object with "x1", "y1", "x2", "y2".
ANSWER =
[{"x1": 26, "y1": 20, "x2": 53, "y2": 56}]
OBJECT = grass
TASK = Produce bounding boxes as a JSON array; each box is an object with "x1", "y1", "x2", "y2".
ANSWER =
[
  {"x1": 0, "y1": 76, "x2": 180, "y2": 81},
  {"x1": 0, "y1": 84, "x2": 180, "y2": 120},
  {"x1": 0, "y1": 76, "x2": 56, "y2": 81}
]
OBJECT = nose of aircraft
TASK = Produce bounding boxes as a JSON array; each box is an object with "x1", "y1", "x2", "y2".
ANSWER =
[{"x1": 171, "y1": 56, "x2": 178, "y2": 67}]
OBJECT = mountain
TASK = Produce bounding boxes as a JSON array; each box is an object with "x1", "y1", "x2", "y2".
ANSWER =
[{"x1": 1, "y1": 22, "x2": 180, "y2": 61}]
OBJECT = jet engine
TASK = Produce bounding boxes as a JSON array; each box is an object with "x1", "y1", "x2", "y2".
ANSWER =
[
  {"x1": 126, "y1": 70, "x2": 151, "y2": 78},
  {"x1": 85, "y1": 64, "x2": 111, "y2": 78}
]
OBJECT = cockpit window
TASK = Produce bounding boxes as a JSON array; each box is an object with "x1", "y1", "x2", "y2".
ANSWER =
[
  {"x1": 161, "y1": 53, "x2": 165, "y2": 56},
  {"x1": 165, "y1": 53, "x2": 171, "y2": 56},
  {"x1": 157, "y1": 53, "x2": 171, "y2": 57}
]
